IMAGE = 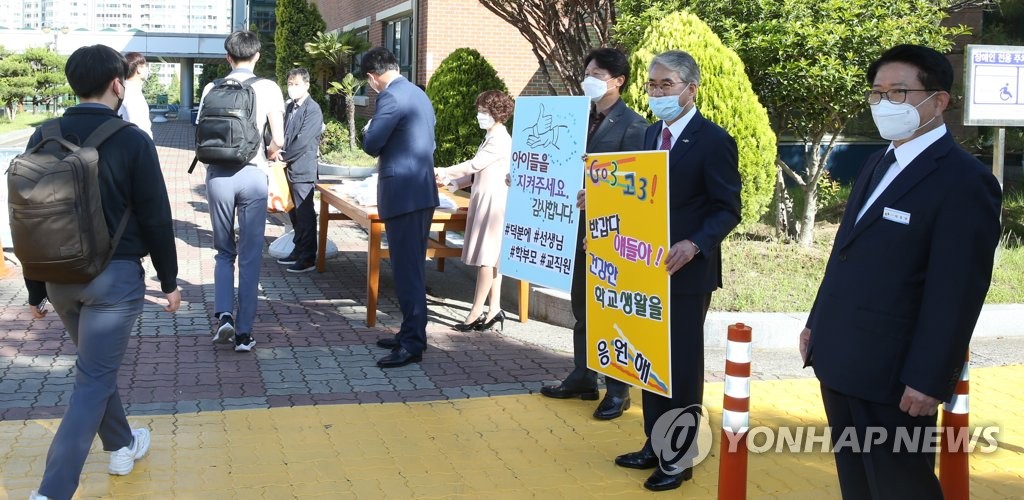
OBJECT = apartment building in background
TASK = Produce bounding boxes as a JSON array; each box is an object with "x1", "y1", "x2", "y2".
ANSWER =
[{"x1": 8, "y1": 0, "x2": 232, "y2": 32}]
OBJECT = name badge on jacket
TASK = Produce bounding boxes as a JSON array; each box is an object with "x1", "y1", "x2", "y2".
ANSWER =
[{"x1": 882, "y1": 207, "x2": 911, "y2": 225}]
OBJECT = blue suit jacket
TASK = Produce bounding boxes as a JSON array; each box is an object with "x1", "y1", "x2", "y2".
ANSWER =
[
  {"x1": 644, "y1": 111, "x2": 742, "y2": 294},
  {"x1": 362, "y1": 76, "x2": 440, "y2": 219},
  {"x1": 806, "y1": 132, "x2": 1002, "y2": 405},
  {"x1": 282, "y1": 97, "x2": 323, "y2": 183}
]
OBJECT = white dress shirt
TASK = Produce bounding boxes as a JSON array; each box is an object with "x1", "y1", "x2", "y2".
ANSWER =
[
  {"x1": 659, "y1": 104, "x2": 697, "y2": 149},
  {"x1": 856, "y1": 124, "x2": 948, "y2": 223}
]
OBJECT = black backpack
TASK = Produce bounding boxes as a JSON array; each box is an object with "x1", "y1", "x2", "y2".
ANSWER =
[
  {"x1": 7, "y1": 118, "x2": 133, "y2": 284},
  {"x1": 190, "y1": 76, "x2": 262, "y2": 173}
]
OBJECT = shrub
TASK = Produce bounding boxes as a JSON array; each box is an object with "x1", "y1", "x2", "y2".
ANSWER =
[
  {"x1": 622, "y1": 10, "x2": 776, "y2": 229},
  {"x1": 320, "y1": 118, "x2": 349, "y2": 157},
  {"x1": 426, "y1": 48, "x2": 509, "y2": 168}
]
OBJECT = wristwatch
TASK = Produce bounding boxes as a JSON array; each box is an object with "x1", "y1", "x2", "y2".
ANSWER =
[{"x1": 690, "y1": 240, "x2": 701, "y2": 254}]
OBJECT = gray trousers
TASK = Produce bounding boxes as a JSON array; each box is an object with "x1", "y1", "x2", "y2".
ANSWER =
[
  {"x1": 38, "y1": 260, "x2": 145, "y2": 500},
  {"x1": 206, "y1": 164, "x2": 268, "y2": 334}
]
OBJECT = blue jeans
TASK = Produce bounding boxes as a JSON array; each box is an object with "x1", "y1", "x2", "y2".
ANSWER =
[{"x1": 38, "y1": 260, "x2": 145, "y2": 500}]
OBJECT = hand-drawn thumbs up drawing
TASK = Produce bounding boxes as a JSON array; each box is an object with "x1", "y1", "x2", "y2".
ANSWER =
[{"x1": 524, "y1": 103, "x2": 569, "y2": 149}]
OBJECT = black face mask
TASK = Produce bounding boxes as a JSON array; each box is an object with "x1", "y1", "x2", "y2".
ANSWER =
[{"x1": 114, "y1": 80, "x2": 125, "y2": 110}]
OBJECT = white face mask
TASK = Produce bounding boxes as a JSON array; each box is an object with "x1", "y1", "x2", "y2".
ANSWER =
[
  {"x1": 287, "y1": 86, "x2": 306, "y2": 100},
  {"x1": 870, "y1": 92, "x2": 937, "y2": 141},
  {"x1": 581, "y1": 76, "x2": 608, "y2": 101},
  {"x1": 477, "y1": 112, "x2": 495, "y2": 130}
]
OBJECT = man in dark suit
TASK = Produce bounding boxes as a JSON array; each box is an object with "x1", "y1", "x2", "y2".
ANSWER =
[
  {"x1": 275, "y1": 67, "x2": 324, "y2": 273},
  {"x1": 800, "y1": 44, "x2": 1002, "y2": 499},
  {"x1": 541, "y1": 48, "x2": 648, "y2": 421},
  {"x1": 360, "y1": 47, "x2": 440, "y2": 368},
  {"x1": 613, "y1": 50, "x2": 742, "y2": 492}
]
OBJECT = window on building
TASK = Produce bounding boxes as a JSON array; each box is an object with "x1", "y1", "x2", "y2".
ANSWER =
[
  {"x1": 353, "y1": 29, "x2": 370, "y2": 97},
  {"x1": 383, "y1": 16, "x2": 412, "y2": 80}
]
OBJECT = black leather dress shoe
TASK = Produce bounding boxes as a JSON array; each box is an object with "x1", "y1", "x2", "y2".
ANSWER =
[
  {"x1": 540, "y1": 383, "x2": 599, "y2": 400},
  {"x1": 644, "y1": 467, "x2": 693, "y2": 491},
  {"x1": 615, "y1": 444, "x2": 658, "y2": 469},
  {"x1": 377, "y1": 347, "x2": 422, "y2": 368},
  {"x1": 593, "y1": 393, "x2": 630, "y2": 420},
  {"x1": 376, "y1": 337, "x2": 399, "y2": 349}
]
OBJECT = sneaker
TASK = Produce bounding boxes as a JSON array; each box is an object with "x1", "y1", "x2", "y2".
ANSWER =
[
  {"x1": 277, "y1": 252, "x2": 299, "y2": 265},
  {"x1": 287, "y1": 260, "x2": 316, "y2": 273},
  {"x1": 108, "y1": 428, "x2": 150, "y2": 476},
  {"x1": 29, "y1": 491, "x2": 50, "y2": 500},
  {"x1": 234, "y1": 333, "x2": 256, "y2": 352},
  {"x1": 213, "y1": 314, "x2": 235, "y2": 344}
]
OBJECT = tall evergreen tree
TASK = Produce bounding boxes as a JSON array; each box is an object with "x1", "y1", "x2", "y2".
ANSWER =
[{"x1": 275, "y1": 0, "x2": 326, "y2": 87}]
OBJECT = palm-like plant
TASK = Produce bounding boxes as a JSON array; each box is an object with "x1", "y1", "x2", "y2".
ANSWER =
[
  {"x1": 304, "y1": 30, "x2": 370, "y2": 119},
  {"x1": 327, "y1": 73, "x2": 367, "y2": 150}
]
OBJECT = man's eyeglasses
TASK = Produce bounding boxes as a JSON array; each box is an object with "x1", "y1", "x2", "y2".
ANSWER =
[
  {"x1": 865, "y1": 89, "x2": 938, "y2": 105},
  {"x1": 645, "y1": 80, "x2": 687, "y2": 94}
]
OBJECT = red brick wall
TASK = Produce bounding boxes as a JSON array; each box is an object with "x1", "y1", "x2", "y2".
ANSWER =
[
  {"x1": 420, "y1": 0, "x2": 563, "y2": 97},
  {"x1": 315, "y1": 0, "x2": 568, "y2": 110}
]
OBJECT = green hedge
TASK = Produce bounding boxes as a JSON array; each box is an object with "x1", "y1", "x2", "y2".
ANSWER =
[{"x1": 426, "y1": 48, "x2": 508, "y2": 168}]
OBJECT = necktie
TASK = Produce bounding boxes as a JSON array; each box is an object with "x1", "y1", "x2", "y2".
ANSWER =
[
  {"x1": 862, "y1": 149, "x2": 896, "y2": 203},
  {"x1": 660, "y1": 128, "x2": 672, "y2": 150}
]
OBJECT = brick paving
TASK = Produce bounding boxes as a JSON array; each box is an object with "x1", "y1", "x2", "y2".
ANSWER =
[{"x1": 2, "y1": 121, "x2": 1023, "y2": 498}]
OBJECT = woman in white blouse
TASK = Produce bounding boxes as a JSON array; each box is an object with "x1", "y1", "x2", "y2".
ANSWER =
[
  {"x1": 118, "y1": 52, "x2": 152, "y2": 138},
  {"x1": 435, "y1": 90, "x2": 514, "y2": 332}
]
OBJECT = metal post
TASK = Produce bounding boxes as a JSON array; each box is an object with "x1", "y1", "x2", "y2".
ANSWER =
[{"x1": 993, "y1": 127, "x2": 1005, "y2": 190}]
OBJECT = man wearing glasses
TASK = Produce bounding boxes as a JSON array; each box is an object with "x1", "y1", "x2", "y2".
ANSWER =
[
  {"x1": 613, "y1": 50, "x2": 742, "y2": 491},
  {"x1": 800, "y1": 44, "x2": 1001, "y2": 497}
]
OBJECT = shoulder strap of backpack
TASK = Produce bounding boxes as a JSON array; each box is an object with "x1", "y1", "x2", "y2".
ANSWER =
[
  {"x1": 240, "y1": 76, "x2": 261, "y2": 88},
  {"x1": 80, "y1": 118, "x2": 135, "y2": 265},
  {"x1": 83, "y1": 119, "x2": 133, "y2": 149}
]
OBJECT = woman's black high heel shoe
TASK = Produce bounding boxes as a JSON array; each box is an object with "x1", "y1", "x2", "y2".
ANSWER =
[
  {"x1": 475, "y1": 311, "x2": 505, "y2": 332},
  {"x1": 453, "y1": 315, "x2": 485, "y2": 332}
]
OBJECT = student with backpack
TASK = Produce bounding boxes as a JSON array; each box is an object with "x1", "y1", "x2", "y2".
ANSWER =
[
  {"x1": 195, "y1": 30, "x2": 285, "y2": 353},
  {"x1": 9, "y1": 44, "x2": 180, "y2": 500}
]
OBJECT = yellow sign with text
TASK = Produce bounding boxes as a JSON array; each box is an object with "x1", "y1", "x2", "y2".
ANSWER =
[{"x1": 585, "y1": 150, "x2": 672, "y2": 397}]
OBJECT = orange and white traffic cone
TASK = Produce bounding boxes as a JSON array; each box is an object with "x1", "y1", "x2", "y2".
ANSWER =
[
  {"x1": 718, "y1": 323, "x2": 751, "y2": 500},
  {"x1": 939, "y1": 355, "x2": 970, "y2": 500}
]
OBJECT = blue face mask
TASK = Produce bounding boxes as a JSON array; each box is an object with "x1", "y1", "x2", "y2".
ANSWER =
[{"x1": 648, "y1": 95, "x2": 684, "y2": 122}]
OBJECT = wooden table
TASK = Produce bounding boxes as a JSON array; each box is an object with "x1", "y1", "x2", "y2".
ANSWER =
[{"x1": 316, "y1": 183, "x2": 529, "y2": 327}]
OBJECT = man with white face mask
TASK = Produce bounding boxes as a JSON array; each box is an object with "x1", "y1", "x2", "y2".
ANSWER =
[
  {"x1": 541, "y1": 48, "x2": 648, "y2": 421},
  {"x1": 276, "y1": 67, "x2": 323, "y2": 273},
  {"x1": 613, "y1": 50, "x2": 742, "y2": 492},
  {"x1": 800, "y1": 44, "x2": 1002, "y2": 498}
]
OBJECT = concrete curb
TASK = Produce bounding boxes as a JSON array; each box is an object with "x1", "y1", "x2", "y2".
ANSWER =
[{"x1": 524, "y1": 284, "x2": 1024, "y2": 349}]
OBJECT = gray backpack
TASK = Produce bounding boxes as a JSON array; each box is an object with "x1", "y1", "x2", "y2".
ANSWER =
[{"x1": 6, "y1": 118, "x2": 132, "y2": 283}]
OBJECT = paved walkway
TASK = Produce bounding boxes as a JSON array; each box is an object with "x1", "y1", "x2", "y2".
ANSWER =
[{"x1": 1, "y1": 121, "x2": 1022, "y2": 498}]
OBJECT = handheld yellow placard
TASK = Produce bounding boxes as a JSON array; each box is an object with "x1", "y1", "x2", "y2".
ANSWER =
[{"x1": 585, "y1": 150, "x2": 671, "y2": 397}]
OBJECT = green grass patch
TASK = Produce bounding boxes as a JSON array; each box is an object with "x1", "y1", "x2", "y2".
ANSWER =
[
  {"x1": 713, "y1": 224, "x2": 835, "y2": 312},
  {"x1": 0, "y1": 112, "x2": 53, "y2": 135},
  {"x1": 320, "y1": 147, "x2": 377, "y2": 168},
  {"x1": 714, "y1": 180, "x2": 1024, "y2": 311}
]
